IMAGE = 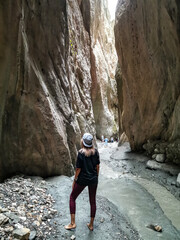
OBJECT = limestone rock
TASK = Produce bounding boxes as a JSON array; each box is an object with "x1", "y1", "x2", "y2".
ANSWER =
[
  {"x1": 0, "y1": 214, "x2": 9, "y2": 225},
  {"x1": 29, "y1": 230, "x2": 36, "y2": 240},
  {"x1": 176, "y1": 173, "x2": 180, "y2": 188},
  {"x1": 119, "y1": 132, "x2": 129, "y2": 145},
  {"x1": 13, "y1": 228, "x2": 30, "y2": 240},
  {"x1": 89, "y1": 0, "x2": 118, "y2": 139},
  {"x1": 114, "y1": 0, "x2": 180, "y2": 157},
  {"x1": 146, "y1": 160, "x2": 180, "y2": 176},
  {"x1": 0, "y1": 0, "x2": 97, "y2": 180},
  {"x1": 155, "y1": 154, "x2": 165, "y2": 163},
  {"x1": 71, "y1": 235, "x2": 76, "y2": 240}
]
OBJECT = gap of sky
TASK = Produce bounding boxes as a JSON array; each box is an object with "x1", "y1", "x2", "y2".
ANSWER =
[{"x1": 107, "y1": 0, "x2": 118, "y2": 20}]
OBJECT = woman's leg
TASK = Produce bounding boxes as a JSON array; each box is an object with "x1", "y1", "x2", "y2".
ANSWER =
[
  {"x1": 87, "y1": 183, "x2": 97, "y2": 231},
  {"x1": 65, "y1": 182, "x2": 85, "y2": 230}
]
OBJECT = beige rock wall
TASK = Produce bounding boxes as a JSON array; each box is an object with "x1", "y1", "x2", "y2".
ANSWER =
[
  {"x1": 89, "y1": 0, "x2": 119, "y2": 139},
  {"x1": 115, "y1": 0, "x2": 180, "y2": 160},
  {"x1": 0, "y1": 0, "x2": 96, "y2": 180}
]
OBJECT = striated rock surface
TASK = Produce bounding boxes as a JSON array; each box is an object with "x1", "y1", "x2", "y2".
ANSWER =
[
  {"x1": 115, "y1": 0, "x2": 180, "y2": 161},
  {"x1": 0, "y1": 0, "x2": 97, "y2": 180},
  {"x1": 89, "y1": 0, "x2": 118, "y2": 139}
]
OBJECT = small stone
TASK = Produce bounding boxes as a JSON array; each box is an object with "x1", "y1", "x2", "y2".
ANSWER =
[
  {"x1": 0, "y1": 206, "x2": 8, "y2": 213},
  {"x1": 29, "y1": 230, "x2": 37, "y2": 240},
  {"x1": 100, "y1": 217, "x2": 105, "y2": 223},
  {"x1": 71, "y1": 235, "x2": 76, "y2": 240},
  {"x1": 154, "y1": 148, "x2": 159, "y2": 153},
  {"x1": 4, "y1": 226, "x2": 14, "y2": 232},
  {"x1": 19, "y1": 216, "x2": 26, "y2": 221},
  {"x1": 155, "y1": 154, "x2": 165, "y2": 163},
  {"x1": 0, "y1": 213, "x2": 9, "y2": 225},
  {"x1": 32, "y1": 220, "x2": 40, "y2": 227},
  {"x1": 176, "y1": 173, "x2": 180, "y2": 187},
  {"x1": 0, "y1": 194, "x2": 4, "y2": 199},
  {"x1": 152, "y1": 154, "x2": 157, "y2": 159},
  {"x1": 13, "y1": 227, "x2": 30, "y2": 240},
  {"x1": 14, "y1": 223, "x2": 24, "y2": 229}
]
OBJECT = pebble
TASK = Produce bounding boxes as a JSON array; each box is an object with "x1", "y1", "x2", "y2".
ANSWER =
[
  {"x1": 100, "y1": 217, "x2": 105, "y2": 223},
  {"x1": 29, "y1": 230, "x2": 37, "y2": 240},
  {"x1": 71, "y1": 235, "x2": 76, "y2": 240},
  {"x1": 0, "y1": 176, "x2": 58, "y2": 239}
]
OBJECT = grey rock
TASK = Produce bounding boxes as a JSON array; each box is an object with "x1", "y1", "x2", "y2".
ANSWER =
[
  {"x1": 155, "y1": 154, "x2": 165, "y2": 163},
  {"x1": 5, "y1": 212, "x2": 20, "y2": 223},
  {"x1": 146, "y1": 160, "x2": 180, "y2": 175},
  {"x1": 29, "y1": 230, "x2": 37, "y2": 240},
  {"x1": 13, "y1": 228, "x2": 30, "y2": 240},
  {"x1": 176, "y1": 173, "x2": 180, "y2": 187},
  {"x1": 4, "y1": 226, "x2": 14, "y2": 232},
  {"x1": 71, "y1": 235, "x2": 76, "y2": 240},
  {"x1": 100, "y1": 217, "x2": 105, "y2": 223},
  {"x1": 0, "y1": 213, "x2": 9, "y2": 225},
  {"x1": 0, "y1": 206, "x2": 8, "y2": 213}
]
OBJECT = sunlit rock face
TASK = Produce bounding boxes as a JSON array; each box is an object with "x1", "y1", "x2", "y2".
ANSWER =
[
  {"x1": 0, "y1": 0, "x2": 96, "y2": 180},
  {"x1": 115, "y1": 0, "x2": 180, "y2": 161},
  {"x1": 88, "y1": 0, "x2": 118, "y2": 139}
]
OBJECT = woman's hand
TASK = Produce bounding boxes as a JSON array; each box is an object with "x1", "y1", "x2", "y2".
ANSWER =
[{"x1": 72, "y1": 180, "x2": 75, "y2": 189}]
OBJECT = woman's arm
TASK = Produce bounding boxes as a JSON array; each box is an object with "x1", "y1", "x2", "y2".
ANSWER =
[
  {"x1": 72, "y1": 168, "x2": 81, "y2": 189},
  {"x1": 74, "y1": 168, "x2": 81, "y2": 181},
  {"x1": 96, "y1": 164, "x2": 100, "y2": 176}
]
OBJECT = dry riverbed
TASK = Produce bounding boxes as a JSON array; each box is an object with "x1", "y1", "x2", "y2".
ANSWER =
[{"x1": 0, "y1": 141, "x2": 179, "y2": 239}]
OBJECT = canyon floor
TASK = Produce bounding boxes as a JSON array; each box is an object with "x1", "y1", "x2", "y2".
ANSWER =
[
  {"x1": 47, "y1": 141, "x2": 180, "y2": 240},
  {"x1": 0, "y1": 142, "x2": 180, "y2": 239}
]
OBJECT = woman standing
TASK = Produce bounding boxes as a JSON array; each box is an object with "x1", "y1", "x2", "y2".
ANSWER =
[{"x1": 65, "y1": 133, "x2": 100, "y2": 231}]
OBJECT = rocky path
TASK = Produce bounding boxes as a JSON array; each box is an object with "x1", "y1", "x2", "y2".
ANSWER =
[
  {"x1": 98, "y1": 142, "x2": 180, "y2": 240},
  {"x1": 0, "y1": 142, "x2": 180, "y2": 239}
]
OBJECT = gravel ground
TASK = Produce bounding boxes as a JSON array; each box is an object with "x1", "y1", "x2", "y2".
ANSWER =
[
  {"x1": 0, "y1": 141, "x2": 179, "y2": 239},
  {"x1": 47, "y1": 176, "x2": 141, "y2": 240}
]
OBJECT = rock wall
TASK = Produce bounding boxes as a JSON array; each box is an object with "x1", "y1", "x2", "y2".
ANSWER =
[
  {"x1": 115, "y1": 0, "x2": 180, "y2": 162},
  {"x1": 88, "y1": 0, "x2": 118, "y2": 139},
  {"x1": 0, "y1": 0, "x2": 97, "y2": 180}
]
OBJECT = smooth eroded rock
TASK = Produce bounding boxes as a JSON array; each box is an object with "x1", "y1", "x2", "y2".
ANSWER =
[
  {"x1": 155, "y1": 154, "x2": 166, "y2": 163},
  {"x1": 0, "y1": 0, "x2": 99, "y2": 180},
  {"x1": 146, "y1": 160, "x2": 180, "y2": 176},
  {"x1": 114, "y1": 0, "x2": 180, "y2": 156}
]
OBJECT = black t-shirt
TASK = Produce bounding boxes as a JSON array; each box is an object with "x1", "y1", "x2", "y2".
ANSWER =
[{"x1": 76, "y1": 149, "x2": 100, "y2": 186}]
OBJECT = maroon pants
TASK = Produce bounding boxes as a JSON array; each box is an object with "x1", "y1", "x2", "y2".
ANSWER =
[{"x1": 70, "y1": 182, "x2": 97, "y2": 218}]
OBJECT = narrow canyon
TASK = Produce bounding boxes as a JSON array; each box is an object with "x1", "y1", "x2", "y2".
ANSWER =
[{"x1": 0, "y1": 0, "x2": 180, "y2": 239}]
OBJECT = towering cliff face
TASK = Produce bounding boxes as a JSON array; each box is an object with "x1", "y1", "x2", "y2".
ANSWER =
[
  {"x1": 0, "y1": 0, "x2": 118, "y2": 180},
  {"x1": 114, "y1": 0, "x2": 180, "y2": 162},
  {"x1": 83, "y1": 0, "x2": 118, "y2": 139},
  {"x1": 0, "y1": 0, "x2": 97, "y2": 180},
  {"x1": 91, "y1": 0, "x2": 118, "y2": 139}
]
